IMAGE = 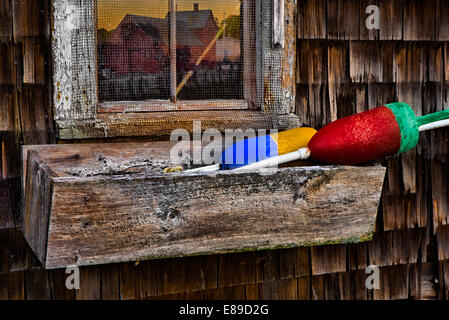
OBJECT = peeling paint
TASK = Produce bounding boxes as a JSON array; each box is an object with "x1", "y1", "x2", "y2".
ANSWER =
[
  {"x1": 53, "y1": 0, "x2": 97, "y2": 121},
  {"x1": 264, "y1": 75, "x2": 275, "y2": 110},
  {"x1": 53, "y1": 0, "x2": 75, "y2": 120}
]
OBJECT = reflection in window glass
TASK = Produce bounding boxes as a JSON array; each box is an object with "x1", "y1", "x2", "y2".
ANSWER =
[
  {"x1": 97, "y1": 0, "x2": 244, "y2": 102},
  {"x1": 97, "y1": 1, "x2": 170, "y2": 101}
]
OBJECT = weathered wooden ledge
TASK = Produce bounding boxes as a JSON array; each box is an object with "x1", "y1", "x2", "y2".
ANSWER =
[{"x1": 22, "y1": 142, "x2": 386, "y2": 269}]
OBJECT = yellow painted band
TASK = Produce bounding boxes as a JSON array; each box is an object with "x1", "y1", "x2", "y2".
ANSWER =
[{"x1": 270, "y1": 127, "x2": 318, "y2": 155}]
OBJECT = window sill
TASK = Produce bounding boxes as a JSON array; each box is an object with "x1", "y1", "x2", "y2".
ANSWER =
[
  {"x1": 22, "y1": 142, "x2": 385, "y2": 269},
  {"x1": 56, "y1": 110, "x2": 298, "y2": 140}
]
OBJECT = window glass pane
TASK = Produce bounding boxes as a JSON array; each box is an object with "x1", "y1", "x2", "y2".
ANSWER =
[
  {"x1": 97, "y1": 0, "x2": 246, "y2": 102},
  {"x1": 97, "y1": 0, "x2": 170, "y2": 101},
  {"x1": 175, "y1": 0, "x2": 243, "y2": 100}
]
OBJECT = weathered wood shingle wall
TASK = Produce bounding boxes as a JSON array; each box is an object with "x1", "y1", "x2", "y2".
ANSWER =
[
  {"x1": 297, "y1": 0, "x2": 449, "y2": 300},
  {"x1": 0, "y1": 0, "x2": 448, "y2": 300}
]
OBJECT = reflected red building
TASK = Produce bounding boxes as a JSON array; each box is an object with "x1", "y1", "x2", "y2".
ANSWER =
[{"x1": 102, "y1": 4, "x2": 219, "y2": 75}]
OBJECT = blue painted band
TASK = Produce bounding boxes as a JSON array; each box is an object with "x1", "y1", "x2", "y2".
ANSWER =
[{"x1": 220, "y1": 135, "x2": 279, "y2": 170}]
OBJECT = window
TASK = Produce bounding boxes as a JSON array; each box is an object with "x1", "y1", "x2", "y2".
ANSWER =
[{"x1": 52, "y1": 0, "x2": 297, "y2": 139}]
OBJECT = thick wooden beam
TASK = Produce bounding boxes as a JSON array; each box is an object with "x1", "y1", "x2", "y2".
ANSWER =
[{"x1": 22, "y1": 143, "x2": 385, "y2": 269}]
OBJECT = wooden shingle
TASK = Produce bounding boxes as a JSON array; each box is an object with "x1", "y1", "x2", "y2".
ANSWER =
[
  {"x1": 397, "y1": 83, "x2": 423, "y2": 117},
  {"x1": 368, "y1": 229, "x2": 425, "y2": 267},
  {"x1": 379, "y1": 0, "x2": 403, "y2": 40},
  {"x1": 381, "y1": 42, "x2": 396, "y2": 83},
  {"x1": 0, "y1": 0, "x2": 12, "y2": 41},
  {"x1": 359, "y1": 0, "x2": 379, "y2": 40},
  {"x1": 297, "y1": 0, "x2": 327, "y2": 39},
  {"x1": 218, "y1": 252, "x2": 256, "y2": 288},
  {"x1": 8, "y1": 228, "x2": 33, "y2": 272},
  {"x1": 367, "y1": 83, "x2": 396, "y2": 109},
  {"x1": 430, "y1": 128, "x2": 449, "y2": 229},
  {"x1": 348, "y1": 242, "x2": 368, "y2": 271},
  {"x1": 184, "y1": 285, "x2": 246, "y2": 300},
  {"x1": 403, "y1": 0, "x2": 436, "y2": 41},
  {"x1": 401, "y1": 150, "x2": 417, "y2": 194},
  {"x1": 12, "y1": 0, "x2": 47, "y2": 38},
  {"x1": 336, "y1": 272, "x2": 354, "y2": 300},
  {"x1": 245, "y1": 283, "x2": 259, "y2": 300},
  {"x1": 335, "y1": 83, "x2": 360, "y2": 119},
  {"x1": 100, "y1": 264, "x2": 120, "y2": 300},
  {"x1": 311, "y1": 245, "x2": 347, "y2": 275},
  {"x1": 382, "y1": 163, "x2": 402, "y2": 230},
  {"x1": 415, "y1": 154, "x2": 429, "y2": 229},
  {"x1": 279, "y1": 248, "x2": 296, "y2": 280},
  {"x1": 354, "y1": 269, "x2": 368, "y2": 300},
  {"x1": 349, "y1": 41, "x2": 382, "y2": 83},
  {"x1": 297, "y1": 40, "x2": 327, "y2": 84},
  {"x1": 395, "y1": 43, "x2": 424, "y2": 84},
  {"x1": 296, "y1": 83, "x2": 330, "y2": 129},
  {"x1": 328, "y1": 42, "x2": 349, "y2": 122},
  {"x1": 441, "y1": 261, "x2": 449, "y2": 297},
  {"x1": 118, "y1": 262, "x2": 139, "y2": 300},
  {"x1": 0, "y1": 88, "x2": 14, "y2": 132},
  {"x1": 258, "y1": 279, "x2": 298, "y2": 300},
  {"x1": 0, "y1": 42, "x2": 14, "y2": 85},
  {"x1": 427, "y1": 44, "x2": 444, "y2": 83},
  {"x1": 0, "y1": 180, "x2": 14, "y2": 229},
  {"x1": 436, "y1": 0, "x2": 449, "y2": 41},
  {"x1": 24, "y1": 268, "x2": 51, "y2": 300},
  {"x1": 17, "y1": 85, "x2": 53, "y2": 145},
  {"x1": 328, "y1": 42, "x2": 349, "y2": 82},
  {"x1": 294, "y1": 247, "x2": 310, "y2": 278},
  {"x1": 297, "y1": 276, "x2": 310, "y2": 300},
  {"x1": 0, "y1": 270, "x2": 25, "y2": 300},
  {"x1": 437, "y1": 225, "x2": 449, "y2": 261},
  {"x1": 0, "y1": 230, "x2": 9, "y2": 275},
  {"x1": 328, "y1": 0, "x2": 360, "y2": 40},
  {"x1": 50, "y1": 268, "x2": 76, "y2": 300},
  {"x1": 311, "y1": 274, "x2": 325, "y2": 299},
  {"x1": 445, "y1": 43, "x2": 449, "y2": 82},
  {"x1": 389, "y1": 265, "x2": 410, "y2": 300},
  {"x1": 420, "y1": 263, "x2": 439, "y2": 300},
  {"x1": 76, "y1": 265, "x2": 101, "y2": 300},
  {"x1": 22, "y1": 37, "x2": 46, "y2": 85}
]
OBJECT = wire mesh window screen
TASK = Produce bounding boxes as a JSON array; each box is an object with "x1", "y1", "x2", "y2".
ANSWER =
[{"x1": 97, "y1": 0, "x2": 254, "y2": 104}]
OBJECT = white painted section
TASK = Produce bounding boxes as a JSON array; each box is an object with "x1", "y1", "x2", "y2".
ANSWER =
[
  {"x1": 53, "y1": 0, "x2": 97, "y2": 121},
  {"x1": 419, "y1": 119, "x2": 449, "y2": 132},
  {"x1": 53, "y1": 0, "x2": 75, "y2": 119},
  {"x1": 185, "y1": 148, "x2": 312, "y2": 173},
  {"x1": 232, "y1": 147, "x2": 311, "y2": 172}
]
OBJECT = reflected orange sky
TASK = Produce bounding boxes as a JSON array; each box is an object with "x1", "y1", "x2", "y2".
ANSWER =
[{"x1": 97, "y1": 0, "x2": 241, "y2": 30}]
